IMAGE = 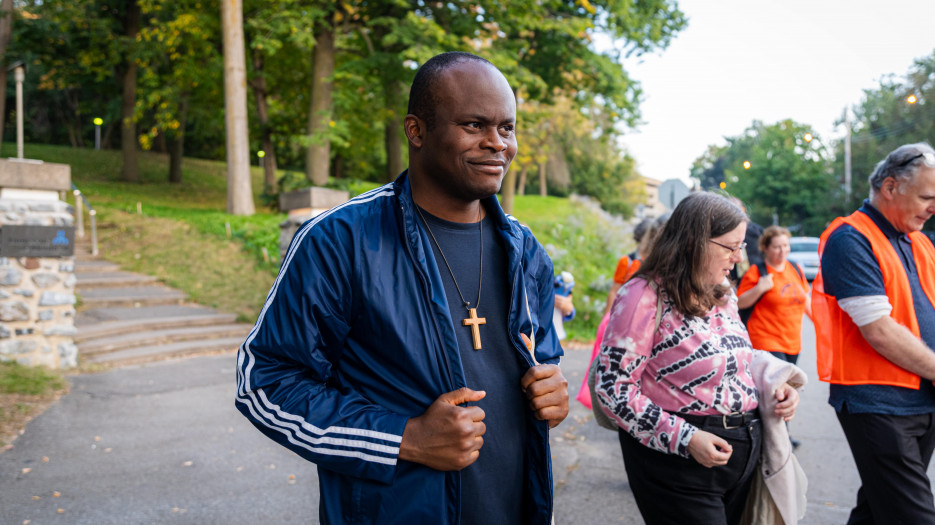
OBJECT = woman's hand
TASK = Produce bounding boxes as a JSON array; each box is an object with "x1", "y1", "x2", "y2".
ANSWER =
[
  {"x1": 754, "y1": 272, "x2": 774, "y2": 294},
  {"x1": 774, "y1": 383, "x2": 800, "y2": 421},
  {"x1": 687, "y1": 429, "x2": 733, "y2": 468}
]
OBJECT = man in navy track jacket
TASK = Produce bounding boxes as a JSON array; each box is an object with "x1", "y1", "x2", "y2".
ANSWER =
[{"x1": 236, "y1": 52, "x2": 569, "y2": 524}]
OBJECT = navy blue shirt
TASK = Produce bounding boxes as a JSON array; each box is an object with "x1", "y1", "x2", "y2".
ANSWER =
[
  {"x1": 418, "y1": 207, "x2": 527, "y2": 525},
  {"x1": 821, "y1": 200, "x2": 935, "y2": 414}
]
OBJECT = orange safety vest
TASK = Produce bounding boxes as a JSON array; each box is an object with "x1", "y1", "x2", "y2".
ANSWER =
[{"x1": 813, "y1": 210, "x2": 935, "y2": 388}]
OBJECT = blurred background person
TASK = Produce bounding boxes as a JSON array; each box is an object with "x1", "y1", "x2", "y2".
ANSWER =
[
  {"x1": 603, "y1": 217, "x2": 652, "y2": 316},
  {"x1": 553, "y1": 270, "x2": 576, "y2": 341},
  {"x1": 737, "y1": 225, "x2": 811, "y2": 449},
  {"x1": 728, "y1": 197, "x2": 764, "y2": 287},
  {"x1": 737, "y1": 225, "x2": 812, "y2": 365},
  {"x1": 593, "y1": 192, "x2": 800, "y2": 524}
]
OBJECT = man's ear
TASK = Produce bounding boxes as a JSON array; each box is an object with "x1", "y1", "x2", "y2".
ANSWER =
[
  {"x1": 881, "y1": 177, "x2": 898, "y2": 199},
  {"x1": 404, "y1": 114, "x2": 424, "y2": 149}
]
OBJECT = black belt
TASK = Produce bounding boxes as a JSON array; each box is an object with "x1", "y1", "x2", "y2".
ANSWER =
[{"x1": 681, "y1": 410, "x2": 759, "y2": 430}]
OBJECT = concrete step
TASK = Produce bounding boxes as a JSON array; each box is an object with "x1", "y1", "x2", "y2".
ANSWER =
[
  {"x1": 77, "y1": 285, "x2": 187, "y2": 308},
  {"x1": 79, "y1": 323, "x2": 252, "y2": 356},
  {"x1": 75, "y1": 271, "x2": 158, "y2": 289},
  {"x1": 81, "y1": 336, "x2": 245, "y2": 367},
  {"x1": 75, "y1": 307, "x2": 238, "y2": 340},
  {"x1": 75, "y1": 259, "x2": 120, "y2": 273}
]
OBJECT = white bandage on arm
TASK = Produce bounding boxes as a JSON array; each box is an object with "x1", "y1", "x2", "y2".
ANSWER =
[{"x1": 838, "y1": 295, "x2": 893, "y2": 327}]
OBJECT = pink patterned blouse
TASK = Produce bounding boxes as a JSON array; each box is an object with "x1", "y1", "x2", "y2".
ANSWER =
[{"x1": 594, "y1": 277, "x2": 759, "y2": 457}]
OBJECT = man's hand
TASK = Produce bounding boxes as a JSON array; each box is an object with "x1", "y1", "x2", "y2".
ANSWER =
[
  {"x1": 687, "y1": 429, "x2": 733, "y2": 468},
  {"x1": 399, "y1": 388, "x2": 486, "y2": 471},
  {"x1": 774, "y1": 383, "x2": 799, "y2": 421},
  {"x1": 520, "y1": 364, "x2": 569, "y2": 428}
]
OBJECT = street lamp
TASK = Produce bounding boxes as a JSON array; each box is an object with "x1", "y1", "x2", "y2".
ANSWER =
[{"x1": 93, "y1": 117, "x2": 103, "y2": 150}]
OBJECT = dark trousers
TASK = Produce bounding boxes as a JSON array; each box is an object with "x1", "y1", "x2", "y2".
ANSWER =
[
  {"x1": 836, "y1": 409, "x2": 935, "y2": 525},
  {"x1": 618, "y1": 419, "x2": 762, "y2": 525}
]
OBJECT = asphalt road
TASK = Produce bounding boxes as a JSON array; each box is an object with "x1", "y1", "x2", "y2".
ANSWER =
[{"x1": 2, "y1": 318, "x2": 933, "y2": 524}]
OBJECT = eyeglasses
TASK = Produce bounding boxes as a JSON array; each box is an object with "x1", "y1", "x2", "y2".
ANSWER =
[
  {"x1": 709, "y1": 239, "x2": 746, "y2": 257},
  {"x1": 897, "y1": 151, "x2": 935, "y2": 168}
]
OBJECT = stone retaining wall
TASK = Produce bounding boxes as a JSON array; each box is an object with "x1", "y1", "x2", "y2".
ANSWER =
[{"x1": 0, "y1": 199, "x2": 77, "y2": 368}]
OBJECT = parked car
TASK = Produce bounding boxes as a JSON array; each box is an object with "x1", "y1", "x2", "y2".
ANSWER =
[{"x1": 787, "y1": 236, "x2": 820, "y2": 281}]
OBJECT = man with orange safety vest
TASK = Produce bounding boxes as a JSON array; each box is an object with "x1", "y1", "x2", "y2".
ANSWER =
[{"x1": 813, "y1": 142, "x2": 935, "y2": 524}]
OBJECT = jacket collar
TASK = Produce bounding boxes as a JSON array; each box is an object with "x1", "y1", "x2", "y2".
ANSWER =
[{"x1": 392, "y1": 169, "x2": 519, "y2": 239}]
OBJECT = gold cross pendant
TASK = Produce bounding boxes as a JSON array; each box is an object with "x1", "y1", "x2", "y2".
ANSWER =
[{"x1": 462, "y1": 308, "x2": 487, "y2": 350}]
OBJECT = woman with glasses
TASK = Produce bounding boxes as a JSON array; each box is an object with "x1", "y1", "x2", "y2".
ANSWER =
[{"x1": 593, "y1": 192, "x2": 801, "y2": 524}]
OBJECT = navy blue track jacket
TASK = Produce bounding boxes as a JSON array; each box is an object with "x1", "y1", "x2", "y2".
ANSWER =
[{"x1": 235, "y1": 172, "x2": 563, "y2": 524}]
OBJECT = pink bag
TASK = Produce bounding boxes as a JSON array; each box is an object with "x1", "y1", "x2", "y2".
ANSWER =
[{"x1": 575, "y1": 313, "x2": 610, "y2": 409}]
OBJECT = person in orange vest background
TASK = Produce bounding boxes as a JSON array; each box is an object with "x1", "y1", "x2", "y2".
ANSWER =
[{"x1": 812, "y1": 142, "x2": 935, "y2": 524}]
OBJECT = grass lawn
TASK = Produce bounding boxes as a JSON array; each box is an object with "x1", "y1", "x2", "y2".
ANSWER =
[{"x1": 0, "y1": 361, "x2": 68, "y2": 448}]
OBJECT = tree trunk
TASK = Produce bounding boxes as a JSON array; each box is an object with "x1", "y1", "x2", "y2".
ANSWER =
[
  {"x1": 517, "y1": 165, "x2": 527, "y2": 196},
  {"x1": 63, "y1": 90, "x2": 84, "y2": 148},
  {"x1": 0, "y1": 0, "x2": 13, "y2": 147},
  {"x1": 102, "y1": 121, "x2": 115, "y2": 149},
  {"x1": 383, "y1": 79, "x2": 404, "y2": 182},
  {"x1": 221, "y1": 0, "x2": 255, "y2": 215},
  {"x1": 167, "y1": 96, "x2": 188, "y2": 184},
  {"x1": 538, "y1": 161, "x2": 547, "y2": 196},
  {"x1": 120, "y1": 0, "x2": 140, "y2": 182},
  {"x1": 167, "y1": 134, "x2": 184, "y2": 183},
  {"x1": 305, "y1": 21, "x2": 334, "y2": 186},
  {"x1": 500, "y1": 165, "x2": 516, "y2": 215},
  {"x1": 250, "y1": 51, "x2": 277, "y2": 194}
]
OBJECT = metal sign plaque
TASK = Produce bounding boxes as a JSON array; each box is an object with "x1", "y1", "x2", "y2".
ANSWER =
[{"x1": 0, "y1": 225, "x2": 75, "y2": 257}]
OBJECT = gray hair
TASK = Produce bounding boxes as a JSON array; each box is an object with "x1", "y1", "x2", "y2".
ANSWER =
[{"x1": 868, "y1": 142, "x2": 935, "y2": 199}]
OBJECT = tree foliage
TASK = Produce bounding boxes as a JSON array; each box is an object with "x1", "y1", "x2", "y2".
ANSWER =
[
  {"x1": 6, "y1": 0, "x2": 687, "y2": 217},
  {"x1": 837, "y1": 52, "x2": 935, "y2": 210},
  {"x1": 691, "y1": 119, "x2": 836, "y2": 235}
]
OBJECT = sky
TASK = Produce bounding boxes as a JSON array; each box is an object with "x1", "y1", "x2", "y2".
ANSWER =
[{"x1": 614, "y1": 0, "x2": 935, "y2": 185}]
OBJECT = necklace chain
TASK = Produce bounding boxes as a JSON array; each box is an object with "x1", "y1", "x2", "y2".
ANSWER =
[{"x1": 415, "y1": 205, "x2": 483, "y2": 312}]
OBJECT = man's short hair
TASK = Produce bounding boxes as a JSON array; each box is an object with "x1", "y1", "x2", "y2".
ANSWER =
[
  {"x1": 407, "y1": 52, "x2": 494, "y2": 130},
  {"x1": 868, "y1": 142, "x2": 935, "y2": 198}
]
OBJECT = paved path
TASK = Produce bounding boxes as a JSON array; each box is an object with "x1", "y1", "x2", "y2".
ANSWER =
[{"x1": 2, "y1": 318, "x2": 934, "y2": 524}]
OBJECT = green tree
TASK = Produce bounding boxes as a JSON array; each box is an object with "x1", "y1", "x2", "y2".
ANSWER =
[
  {"x1": 692, "y1": 120, "x2": 836, "y2": 235},
  {"x1": 116, "y1": 0, "x2": 141, "y2": 182},
  {"x1": 690, "y1": 144, "x2": 730, "y2": 191},
  {"x1": 137, "y1": 0, "x2": 224, "y2": 183},
  {"x1": 835, "y1": 51, "x2": 935, "y2": 220},
  {"x1": 7, "y1": 2, "x2": 125, "y2": 150}
]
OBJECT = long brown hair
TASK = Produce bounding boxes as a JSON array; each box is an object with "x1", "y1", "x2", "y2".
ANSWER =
[{"x1": 634, "y1": 192, "x2": 747, "y2": 317}]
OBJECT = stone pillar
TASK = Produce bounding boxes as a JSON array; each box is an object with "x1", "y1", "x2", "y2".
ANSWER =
[
  {"x1": 278, "y1": 187, "x2": 348, "y2": 263},
  {"x1": 0, "y1": 158, "x2": 77, "y2": 368}
]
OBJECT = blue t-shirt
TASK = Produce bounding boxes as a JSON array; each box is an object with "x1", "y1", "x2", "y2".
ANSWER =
[
  {"x1": 821, "y1": 200, "x2": 935, "y2": 415},
  {"x1": 419, "y1": 207, "x2": 528, "y2": 525}
]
